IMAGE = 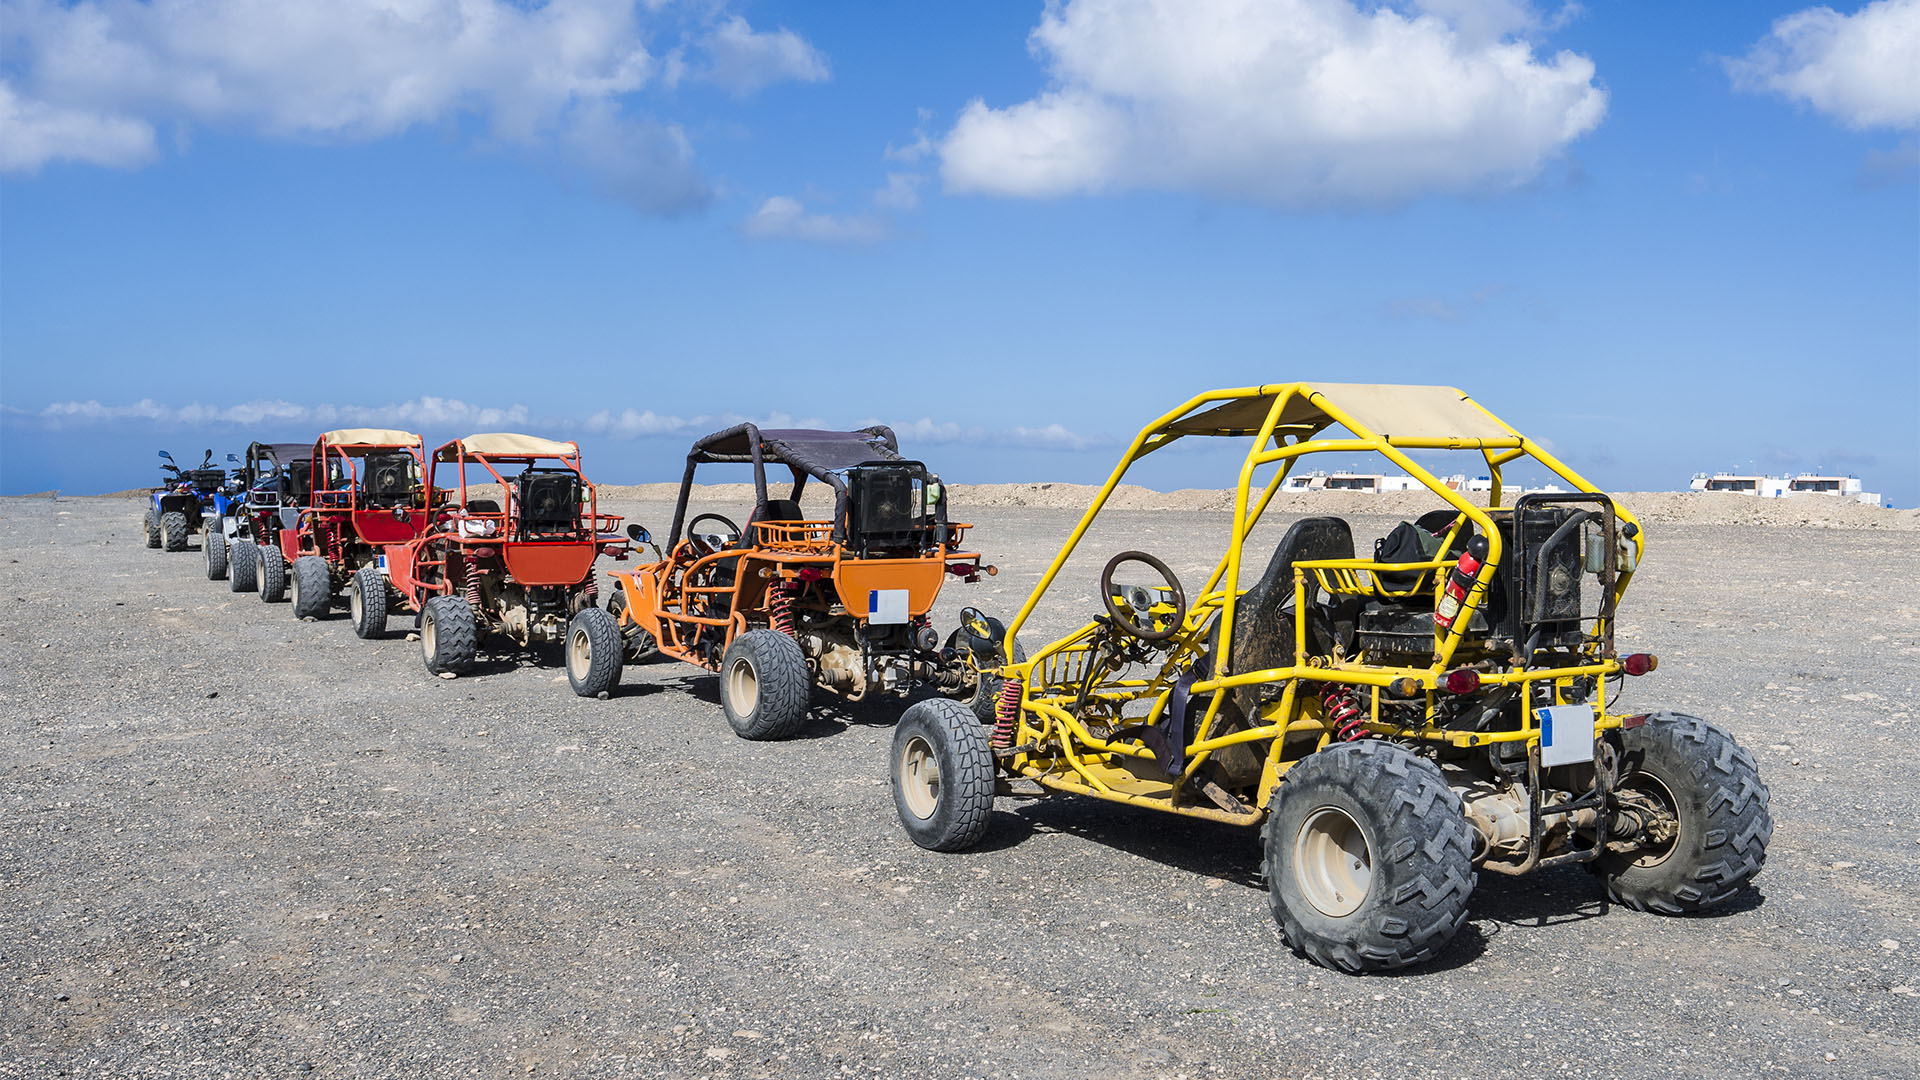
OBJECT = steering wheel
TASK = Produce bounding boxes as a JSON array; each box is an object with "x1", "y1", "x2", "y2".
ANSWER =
[
  {"x1": 687, "y1": 512, "x2": 742, "y2": 554},
  {"x1": 1101, "y1": 551, "x2": 1187, "y2": 642}
]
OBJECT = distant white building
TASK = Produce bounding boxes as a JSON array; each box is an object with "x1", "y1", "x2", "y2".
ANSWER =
[
  {"x1": 1282, "y1": 470, "x2": 1562, "y2": 495},
  {"x1": 1689, "y1": 472, "x2": 1882, "y2": 506}
]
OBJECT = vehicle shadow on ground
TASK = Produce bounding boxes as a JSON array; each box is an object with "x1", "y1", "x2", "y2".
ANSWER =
[{"x1": 667, "y1": 676, "x2": 923, "y2": 739}]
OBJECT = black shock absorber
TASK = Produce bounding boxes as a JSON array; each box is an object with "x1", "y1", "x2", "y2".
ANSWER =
[
  {"x1": 463, "y1": 547, "x2": 483, "y2": 607},
  {"x1": 1319, "y1": 683, "x2": 1369, "y2": 742}
]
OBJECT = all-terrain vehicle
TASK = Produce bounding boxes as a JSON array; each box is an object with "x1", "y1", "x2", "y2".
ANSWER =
[
  {"x1": 888, "y1": 383, "x2": 1772, "y2": 973},
  {"x1": 142, "y1": 450, "x2": 232, "y2": 554},
  {"x1": 279, "y1": 429, "x2": 428, "y2": 621},
  {"x1": 605, "y1": 424, "x2": 998, "y2": 738},
  {"x1": 211, "y1": 441, "x2": 315, "y2": 597},
  {"x1": 381, "y1": 433, "x2": 631, "y2": 689}
]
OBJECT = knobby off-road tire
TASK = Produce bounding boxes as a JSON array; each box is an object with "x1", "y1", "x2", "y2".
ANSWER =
[
  {"x1": 228, "y1": 540, "x2": 257, "y2": 592},
  {"x1": 290, "y1": 555, "x2": 332, "y2": 620},
  {"x1": 1598, "y1": 712, "x2": 1772, "y2": 914},
  {"x1": 257, "y1": 543, "x2": 287, "y2": 603},
  {"x1": 606, "y1": 587, "x2": 658, "y2": 664},
  {"x1": 144, "y1": 509, "x2": 161, "y2": 549},
  {"x1": 349, "y1": 565, "x2": 388, "y2": 639},
  {"x1": 1266, "y1": 740, "x2": 1476, "y2": 974},
  {"x1": 891, "y1": 697, "x2": 996, "y2": 852},
  {"x1": 205, "y1": 529, "x2": 229, "y2": 580},
  {"x1": 161, "y1": 511, "x2": 189, "y2": 552},
  {"x1": 421, "y1": 595, "x2": 478, "y2": 675},
  {"x1": 718, "y1": 629, "x2": 811, "y2": 740},
  {"x1": 566, "y1": 607, "x2": 623, "y2": 697}
]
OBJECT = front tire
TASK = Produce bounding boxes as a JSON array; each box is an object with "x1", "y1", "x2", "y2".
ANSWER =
[
  {"x1": 718, "y1": 629, "x2": 811, "y2": 740},
  {"x1": 1266, "y1": 741, "x2": 1476, "y2": 973},
  {"x1": 421, "y1": 595, "x2": 478, "y2": 675},
  {"x1": 890, "y1": 697, "x2": 996, "y2": 852},
  {"x1": 161, "y1": 511, "x2": 189, "y2": 552},
  {"x1": 228, "y1": 541, "x2": 257, "y2": 592},
  {"x1": 1597, "y1": 713, "x2": 1772, "y2": 914},
  {"x1": 205, "y1": 529, "x2": 229, "y2": 580},
  {"x1": 566, "y1": 607, "x2": 623, "y2": 697},
  {"x1": 257, "y1": 543, "x2": 287, "y2": 603},
  {"x1": 290, "y1": 555, "x2": 331, "y2": 619},
  {"x1": 349, "y1": 565, "x2": 388, "y2": 639},
  {"x1": 144, "y1": 508, "x2": 161, "y2": 548}
]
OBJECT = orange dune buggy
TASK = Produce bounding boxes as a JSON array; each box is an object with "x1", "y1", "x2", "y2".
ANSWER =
[
  {"x1": 603, "y1": 424, "x2": 998, "y2": 738},
  {"x1": 280, "y1": 429, "x2": 429, "y2": 621},
  {"x1": 381, "y1": 433, "x2": 630, "y2": 691}
]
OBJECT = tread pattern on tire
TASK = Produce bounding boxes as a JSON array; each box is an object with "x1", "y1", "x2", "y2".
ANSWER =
[
  {"x1": 161, "y1": 511, "x2": 189, "y2": 552},
  {"x1": 1602, "y1": 712, "x2": 1772, "y2": 915},
  {"x1": 144, "y1": 509, "x2": 161, "y2": 548},
  {"x1": 567, "y1": 607, "x2": 623, "y2": 697},
  {"x1": 422, "y1": 595, "x2": 478, "y2": 675},
  {"x1": 257, "y1": 544, "x2": 287, "y2": 603},
  {"x1": 720, "y1": 629, "x2": 811, "y2": 740},
  {"x1": 351, "y1": 565, "x2": 387, "y2": 639},
  {"x1": 228, "y1": 541, "x2": 257, "y2": 592},
  {"x1": 205, "y1": 529, "x2": 228, "y2": 580},
  {"x1": 891, "y1": 697, "x2": 996, "y2": 852},
  {"x1": 1267, "y1": 740, "x2": 1476, "y2": 974},
  {"x1": 291, "y1": 556, "x2": 331, "y2": 619}
]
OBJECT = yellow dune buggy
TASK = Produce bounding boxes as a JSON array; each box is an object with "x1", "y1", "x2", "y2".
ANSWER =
[{"x1": 889, "y1": 383, "x2": 1772, "y2": 973}]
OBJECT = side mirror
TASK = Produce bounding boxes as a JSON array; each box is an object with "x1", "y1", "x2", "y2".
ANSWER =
[
  {"x1": 626, "y1": 523, "x2": 650, "y2": 544},
  {"x1": 960, "y1": 606, "x2": 1005, "y2": 649},
  {"x1": 158, "y1": 451, "x2": 174, "y2": 461},
  {"x1": 227, "y1": 453, "x2": 240, "y2": 463}
]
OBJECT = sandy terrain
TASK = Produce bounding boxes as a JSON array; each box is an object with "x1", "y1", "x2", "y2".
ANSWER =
[{"x1": 3, "y1": 492, "x2": 1917, "y2": 1079}]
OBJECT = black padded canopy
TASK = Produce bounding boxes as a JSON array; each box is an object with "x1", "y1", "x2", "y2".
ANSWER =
[
  {"x1": 669, "y1": 423, "x2": 922, "y2": 547},
  {"x1": 248, "y1": 441, "x2": 313, "y2": 467}
]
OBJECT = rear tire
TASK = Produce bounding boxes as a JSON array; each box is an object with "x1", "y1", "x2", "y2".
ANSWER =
[
  {"x1": 1597, "y1": 713, "x2": 1772, "y2": 914},
  {"x1": 1266, "y1": 740, "x2": 1476, "y2": 973},
  {"x1": 945, "y1": 630, "x2": 1027, "y2": 725},
  {"x1": 607, "y1": 586, "x2": 658, "y2": 663},
  {"x1": 144, "y1": 508, "x2": 161, "y2": 548},
  {"x1": 228, "y1": 541, "x2": 257, "y2": 592},
  {"x1": 290, "y1": 555, "x2": 331, "y2": 619},
  {"x1": 421, "y1": 595, "x2": 478, "y2": 675},
  {"x1": 349, "y1": 565, "x2": 388, "y2": 639},
  {"x1": 205, "y1": 529, "x2": 229, "y2": 580},
  {"x1": 718, "y1": 629, "x2": 811, "y2": 740},
  {"x1": 161, "y1": 511, "x2": 188, "y2": 552},
  {"x1": 257, "y1": 543, "x2": 287, "y2": 603},
  {"x1": 566, "y1": 607, "x2": 623, "y2": 697},
  {"x1": 890, "y1": 697, "x2": 996, "y2": 852}
]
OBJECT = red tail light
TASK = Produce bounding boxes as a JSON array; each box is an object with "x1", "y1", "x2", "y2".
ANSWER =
[
  {"x1": 1622, "y1": 653, "x2": 1658, "y2": 676},
  {"x1": 1441, "y1": 669, "x2": 1481, "y2": 694}
]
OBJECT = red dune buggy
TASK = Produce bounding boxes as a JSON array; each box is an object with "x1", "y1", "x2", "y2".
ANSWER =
[{"x1": 278, "y1": 429, "x2": 429, "y2": 621}]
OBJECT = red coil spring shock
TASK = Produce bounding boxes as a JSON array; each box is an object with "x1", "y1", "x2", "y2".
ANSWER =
[
  {"x1": 1320, "y1": 683, "x2": 1369, "y2": 742},
  {"x1": 580, "y1": 570, "x2": 598, "y2": 607},
  {"x1": 327, "y1": 525, "x2": 344, "y2": 567},
  {"x1": 463, "y1": 548, "x2": 483, "y2": 607},
  {"x1": 768, "y1": 580, "x2": 797, "y2": 636},
  {"x1": 993, "y1": 677, "x2": 1023, "y2": 749}
]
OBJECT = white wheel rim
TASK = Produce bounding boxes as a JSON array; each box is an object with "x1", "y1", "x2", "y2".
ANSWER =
[
  {"x1": 1294, "y1": 806, "x2": 1373, "y2": 918},
  {"x1": 350, "y1": 586, "x2": 363, "y2": 623},
  {"x1": 422, "y1": 611, "x2": 437, "y2": 657},
  {"x1": 899, "y1": 734, "x2": 940, "y2": 820},
  {"x1": 726, "y1": 655, "x2": 759, "y2": 716},
  {"x1": 290, "y1": 575, "x2": 300, "y2": 609},
  {"x1": 569, "y1": 624, "x2": 592, "y2": 677}
]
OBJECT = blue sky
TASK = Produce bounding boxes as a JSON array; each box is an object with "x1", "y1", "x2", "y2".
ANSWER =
[{"x1": 2, "y1": 0, "x2": 1915, "y2": 504}]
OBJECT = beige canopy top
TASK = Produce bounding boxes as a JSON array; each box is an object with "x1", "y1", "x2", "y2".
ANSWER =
[
  {"x1": 1165, "y1": 383, "x2": 1517, "y2": 444},
  {"x1": 441, "y1": 432, "x2": 579, "y2": 461},
  {"x1": 320, "y1": 428, "x2": 422, "y2": 448}
]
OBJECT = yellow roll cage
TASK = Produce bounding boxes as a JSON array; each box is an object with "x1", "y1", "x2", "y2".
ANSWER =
[{"x1": 994, "y1": 382, "x2": 1648, "y2": 822}]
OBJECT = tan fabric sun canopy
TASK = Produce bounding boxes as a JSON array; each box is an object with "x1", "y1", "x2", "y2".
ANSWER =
[
  {"x1": 1165, "y1": 383, "x2": 1517, "y2": 443},
  {"x1": 454, "y1": 432, "x2": 578, "y2": 459},
  {"x1": 320, "y1": 428, "x2": 422, "y2": 447}
]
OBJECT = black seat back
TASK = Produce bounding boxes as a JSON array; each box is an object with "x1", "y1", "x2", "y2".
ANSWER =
[
  {"x1": 1226, "y1": 517, "x2": 1354, "y2": 713},
  {"x1": 518, "y1": 472, "x2": 581, "y2": 537},
  {"x1": 361, "y1": 452, "x2": 414, "y2": 506},
  {"x1": 752, "y1": 498, "x2": 804, "y2": 523}
]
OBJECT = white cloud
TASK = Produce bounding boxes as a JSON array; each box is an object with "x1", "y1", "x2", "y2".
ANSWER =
[
  {"x1": 0, "y1": 1, "x2": 827, "y2": 210},
  {"x1": 685, "y1": 15, "x2": 829, "y2": 97},
  {"x1": 874, "y1": 171, "x2": 925, "y2": 211},
  {"x1": 937, "y1": 0, "x2": 1607, "y2": 208},
  {"x1": 584, "y1": 408, "x2": 828, "y2": 440},
  {"x1": 1726, "y1": 0, "x2": 1920, "y2": 131},
  {"x1": 880, "y1": 417, "x2": 1102, "y2": 452},
  {"x1": 741, "y1": 195, "x2": 887, "y2": 244},
  {"x1": 39, "y1": 396, "x2": 529, "y2": 431}
]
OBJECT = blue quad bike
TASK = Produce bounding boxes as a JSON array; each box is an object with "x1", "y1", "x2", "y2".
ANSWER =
[{"x1": 142, "y1": 450, "x2": 238, "y2": 573}]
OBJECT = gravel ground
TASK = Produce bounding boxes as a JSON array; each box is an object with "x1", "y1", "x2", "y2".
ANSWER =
[{"x1": 3, "y1": 494, "x2": 1917, "y2": 1079}]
